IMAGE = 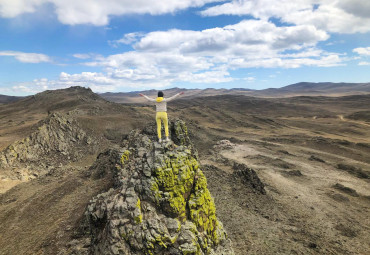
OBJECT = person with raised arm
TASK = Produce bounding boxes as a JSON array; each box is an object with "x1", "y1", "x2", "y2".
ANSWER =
[{"x1": 139, "y1": 91, "x2": 184, "y2": 142}]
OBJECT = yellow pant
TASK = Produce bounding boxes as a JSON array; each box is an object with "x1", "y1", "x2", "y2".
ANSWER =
[{"x1": 156, "y1": 112, "x2": 169, "y2": 139}]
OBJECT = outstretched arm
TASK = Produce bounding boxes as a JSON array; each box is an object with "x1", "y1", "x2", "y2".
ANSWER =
[
  {"x1": 165, "y1": 91, "x2": 184, "y2": 102},
  {"x1": 139, "y1": 93, "x2": 156, "y2": 102}
]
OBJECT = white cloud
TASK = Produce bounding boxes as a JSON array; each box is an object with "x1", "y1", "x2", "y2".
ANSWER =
[
  {"x1": 0, "y1": 0, "x2": 47, "y2": 18},
  {"x1": 0, "y1": 86, "x2": 12, "y2": 94},
  {"x1": 14, "y1": 18, "x2": 345, "y2": 94},
  {"x1": 244, "y1": 77, "x2": 255, "y2": 82},
  {"x1": 337, "y1": 0, "x2": 370, "y2": 19},
  {"x1": 201, "y1": 0, "x2": 370, "y2": 34},
  {"x1": 105, "y1": 20, "x2": 334, "y2": 69},
  {"x1": 132, "y1": 20, "x2": 328, "y2": 54},
  {"x1": 227, "y1": 54, "x2": 343, "y2": 69},
  {"x1": 12, "y1": 85, "x2": 35, "y2": 93},
  {"x1": 178, "y1": 68, "x2": 233, "y2": 84},
  {"x1": 0, "y1": 51, "x2": 51, "y2": 63},
  {"x1": 0, "y1": 0, "x2": 221, "y2": 25},
  {"x1": 358, "y1": 61, "x2": 370, "y2": 66},
  {"x1": 77, "y1": 20, "x2": 339, "y2": 87},
  {"x1": 109, "y1": 32, "x2": 144, "y2": 47},
  {"x1": 73, "y1": 53, "x2": 92, "y2": 59},
  {"x1": 201, "y1": 0, "x2": 312, "y2": 19},
  {"x1": 353, "y1": 47, "x2": 370, "y2": 56},
  {"x1": 11, "y1": 70, "x2": 177, "y2": 95},
  {"x1": 2, "y1": 0, "x2": 370, "y2": 34}
]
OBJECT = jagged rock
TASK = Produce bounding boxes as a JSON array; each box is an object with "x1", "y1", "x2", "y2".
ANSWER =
[
  {"x1": 233, "y1": 163, "x2": 266, "y2": 195},
  {"x1": 88, "y1": 149, "x2": 121, "y2": 181},
  {"x1": 83, "y1": 120, "x2": 234, "y2": 255},
  {"x1": 141, "y1": 119, "x2": 199, "y2": 160},
  {"x1": 0, "y1": 112, "x2": 97, "y2": 179}
]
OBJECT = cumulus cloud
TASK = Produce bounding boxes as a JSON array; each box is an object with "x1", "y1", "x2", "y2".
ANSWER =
[
  {"x1": 77, "y1": 20, "x2": 339, "y2": 87},
  {"x1": 14, "y1": 18, "x2": 345, "y2": 94},
  {"x1": 11, "y1": 77, "x2": 48, "y2": 94},
  {"x1": 0, "y1": 0, "x2": 221, "y2": 25},
  {"x1": 102, "y1": 20, "x2": 333, "y2": 70},
  {"x1": 133, "y1": 20, "x2": 328, "y2": 54},
  {"x1": 2, "y1": 0, "x2": 369, "y2": 34},
  {"x1": 0, "y1": 0, "x2": 46, "y2": 18},
  {"x1": 0, "y1": 51, "x2": 51, "y2": 63},
  {"x1": 337, "y1": 0, "x2": 370, "y2": 18},
  {"x1": 201, "y1": 0, "x2": 370, "y2": 34},
  {"x1": 353, "y1": 47, "x2": 370, "y2": 56},
  {"x1": 201, "y1": 0, "x2": 312, "y2": 19}
]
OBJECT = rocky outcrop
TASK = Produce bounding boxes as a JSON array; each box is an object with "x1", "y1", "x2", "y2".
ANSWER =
[
  {"x1": 0, "y1": 112, "x2": 96, "y2": 179},
  {"x1": 232, "y1": 163, "x2": 266, "y2": 195},
  {"x1": 81, "y1": 120, "x2": 234, "y2": 255}
]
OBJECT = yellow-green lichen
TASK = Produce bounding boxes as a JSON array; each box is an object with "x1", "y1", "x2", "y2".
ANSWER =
[
  {"x1": 176, "y1": 219, "x2": 181, "y2": 232},
  {"x1": 151, "y1": 152, "x2": 198, "y2": 221},
  {"x1": 188, "y1": 170, "x2": 222, "y2": 247},
  {"x1": 134, "y1": 198, "x2": 143, "y2": 224},
  {"x1": 168, "y1": 190, "x2": 186, "y2": 219},
  {"x1": 174, "y1": 122, "x2": 188, "y2": 145},
  {"x1": 154, "y1": 233, "x2": 168, "y2": 248},
  {"x1": 145, "y1": 231, "x2": 177, "y2": 255},
  {"x1": 149, "y1": 148, "x2": 223, "y2": 253},
  {"x1": 150, "y1": 180, "x2": 162, "y2": 203},
  {"x1": 120, "y1": 150, "x2": 130, "y2": 166},
  {"x1": 134, "y1": 212, "x2": 142, "y2": 224},
  {"x1": 121, "y1": 229, "x2": 133, "y2": 241}
]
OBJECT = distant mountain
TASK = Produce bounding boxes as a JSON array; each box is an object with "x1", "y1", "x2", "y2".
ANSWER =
[
  {"x1": 254, "y1": 82, "x2": 370, "y2": 97},
  {"x1": 100, "y1": 82, "x2": 370, "y2": 103},
  {"x1": 282, "y1": 82, "x2": 370, "y2": 92},
  {"x1": 100, "y1": 87, "x2": 257, "y2": 103},
  {"x1": 2, "y1": 82, "x2": 370, "y2": 105},
  {"x1": 0, "y1": 95, "x2": 23, "y2": 104},
  {"x1": 0, "y1": 86, "x2": 109, "y2": 115}
]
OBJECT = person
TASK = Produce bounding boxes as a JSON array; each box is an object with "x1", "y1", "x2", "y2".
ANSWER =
[{"x1": 139, "y1": 91, "x2": 184, "y2": 142}]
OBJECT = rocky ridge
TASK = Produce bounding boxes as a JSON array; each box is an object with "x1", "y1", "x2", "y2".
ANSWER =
[
  {"x1": 0, "y1": 112, "x2": 96, "y2": 180},
  {"x1": 73, "y1": 120, "x2": 234, "y2": 255}
]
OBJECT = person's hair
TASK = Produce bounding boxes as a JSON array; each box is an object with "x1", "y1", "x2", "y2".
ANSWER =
[{"x1": 158, "y1": 91, "x2": 164, "y2": 97}]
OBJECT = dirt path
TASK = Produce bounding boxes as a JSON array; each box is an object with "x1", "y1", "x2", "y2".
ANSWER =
[{"x1": 337, "y1": 114, "x2": 370, "y2": 128}]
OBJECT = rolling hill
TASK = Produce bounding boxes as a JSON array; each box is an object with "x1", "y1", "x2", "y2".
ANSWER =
[{"x1": 100, "y1": 82, "x2": 370, "y2": 103}]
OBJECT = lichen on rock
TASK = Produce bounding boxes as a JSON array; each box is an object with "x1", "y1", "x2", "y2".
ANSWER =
[{"x1": 83, "y1": 120, "x2": 234, "y2": 255}]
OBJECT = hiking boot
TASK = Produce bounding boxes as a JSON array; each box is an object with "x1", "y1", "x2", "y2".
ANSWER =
[
  {"x1": 165, "y1": 137, "x2": 170, "y2": 142},
  {"x1": 158, "y1": 138, "x2": 162, "y2": 143}
]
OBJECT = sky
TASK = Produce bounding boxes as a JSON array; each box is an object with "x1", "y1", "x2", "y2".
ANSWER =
[{"x1": 0, "y1": 0, "x2": 370, "y2": 96}]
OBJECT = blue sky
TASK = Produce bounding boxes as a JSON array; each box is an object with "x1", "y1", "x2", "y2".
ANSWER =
[{"x1": 0, "y1": 0, "x2": 369, "y2": 96}]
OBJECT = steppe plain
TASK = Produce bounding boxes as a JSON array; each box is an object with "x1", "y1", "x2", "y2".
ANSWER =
[{"x1": 0, "y1": 86, "x2": 369, "y2": 254}]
